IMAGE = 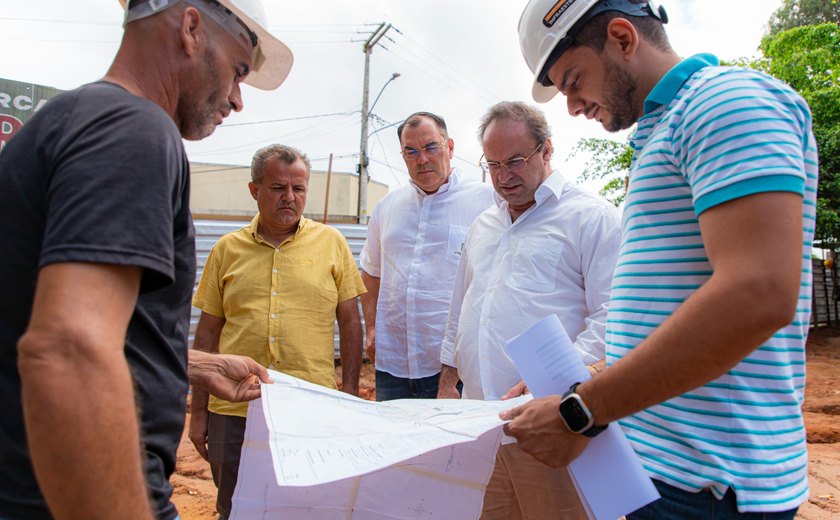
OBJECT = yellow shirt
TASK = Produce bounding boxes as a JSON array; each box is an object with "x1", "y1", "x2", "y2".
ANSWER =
[{"x1": 193, "y1": 215, "x2": 366, "y2": 417}]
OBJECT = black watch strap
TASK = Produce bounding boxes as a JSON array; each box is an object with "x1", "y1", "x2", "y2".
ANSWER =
[{"x1": 560, "y1": 383, "x2": 608, "y2": 438}]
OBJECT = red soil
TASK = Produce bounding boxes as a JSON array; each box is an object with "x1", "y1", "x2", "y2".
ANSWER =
[{"x1": 172, "y1": 331, "x2": 840, "y2": 519}]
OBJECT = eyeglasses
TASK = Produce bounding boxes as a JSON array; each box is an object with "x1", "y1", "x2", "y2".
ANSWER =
[
  {"x1": 401, "y1": 141, "x2": 447, "y2": 160},
  {"x1": 479, "y1": 143, "x2": 544, "y2": 174}
]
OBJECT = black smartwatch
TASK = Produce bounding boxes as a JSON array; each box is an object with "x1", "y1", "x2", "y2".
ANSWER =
[{"x1": 558, "y1": 383, "x2": 607, "y2": 438}]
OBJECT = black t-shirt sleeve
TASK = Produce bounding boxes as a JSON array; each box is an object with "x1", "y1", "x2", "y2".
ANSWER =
[{"x1": 38, "y1": 85, "x2": 185, "y2": 292}]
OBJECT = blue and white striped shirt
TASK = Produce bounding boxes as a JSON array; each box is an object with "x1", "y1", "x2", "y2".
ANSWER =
[{"x1": 606, "y1": 54, "x2": 818, "y2": 512}]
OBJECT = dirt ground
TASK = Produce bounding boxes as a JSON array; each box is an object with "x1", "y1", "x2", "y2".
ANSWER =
[{"x1": 172, "y1": 329, "x2": 840, "y2": 519}]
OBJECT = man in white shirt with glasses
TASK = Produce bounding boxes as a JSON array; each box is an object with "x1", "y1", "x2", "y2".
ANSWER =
[
  {"x1": 439, "y1": 101, "x2": 620, "y2": 519},
  {"x1": 360, "y1": 111, "x2": 494, "y2": 401}
]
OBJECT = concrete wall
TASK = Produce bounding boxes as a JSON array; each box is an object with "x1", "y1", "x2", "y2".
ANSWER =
[{"x1": 190, "y1": 162, "x2": 389, "y2": 222}]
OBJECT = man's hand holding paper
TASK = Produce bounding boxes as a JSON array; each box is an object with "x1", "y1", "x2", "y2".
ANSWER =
[{"x1": 500, "y1": 395, "x2": 589, "y2": 468}]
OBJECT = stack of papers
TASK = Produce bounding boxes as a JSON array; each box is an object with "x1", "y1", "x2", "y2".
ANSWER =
[
  {"x1": 231, "y1": 314, "x2": 659, "y2": 519},
  {"x1": 231, "y1": 372, "x2": 529, "y2": 519},
  {"x1": 504, "y1": 314, "x2": 660, "y2": 519}
]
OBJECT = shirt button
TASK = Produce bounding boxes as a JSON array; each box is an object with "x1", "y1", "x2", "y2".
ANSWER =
[
  {"x1": 271, "y1": 313, "x2": 277, "y2": 319},
  {"x1": 273, "y1": 268, "x2": 278, "y2": 273},
  {"x1": 270, "y1": 337, "x2": 276, "y2": 343},
  {"x1": 272, "y1": 291, "x2": 277, "y2": 296},
  {"x1": 275, "y1": 248, "x2": 280, "y2": 253}
]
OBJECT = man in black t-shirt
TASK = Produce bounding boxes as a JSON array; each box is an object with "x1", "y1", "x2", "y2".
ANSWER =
[{"x1": 0, "y1": 1, "x2": 292, "y2": 518}]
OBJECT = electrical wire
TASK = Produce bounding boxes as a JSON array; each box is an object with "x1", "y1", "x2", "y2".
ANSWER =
[
  {"x1": 396, "y1": 31, "x2": 503, "y2": 103},
  {"x1": 219, "y1": 111, "x2": 358, "y2": 128},
  {"x1": 384, "y1": 39, "x2": 498, "y2": 107}
]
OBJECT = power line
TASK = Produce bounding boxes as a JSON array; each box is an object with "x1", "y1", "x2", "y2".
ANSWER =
[
  {"x1": 0, "y1": 17, "x2": 377, "y2": 29},
  {"x1": 368, "y1": 156, "x2": 405, "y2": 175},
  {"x1": 396, "y1": 31, "x2": 503, "y2": 103},
  {"x1": 265, "y1": 29, "x2": 365, "y2": 34},
  {"x1": 453, "y1": 153, "x2": 479, "y2": 168},
  {"x1": 0, "y1": 17, "x2": 117, "y2": 25},
  {"x1": 220, "y1": 111, "x2": 358, "y2": 128},
  {"x1": 385, "y1": 38, "x2": 499, "y2": 107},
  {"x1": 191, "y1": 165, "x2": 249, "y2": 174},
  {"x1": 0, "y1": 38, "x2": 117, "y2": 44},
  {"x1": 270, "y1": 23, "x2": 381, "y2": 28},
  {"x1": 0, "y1": 37, "x2": 357, "y2": 45},
  {"x1": 309, "y1": 153, "x2": 359, "y2": 161},
  {"x1": 371, "y1": 131, "x2": 406, "y2": 187},
  {"x1": 190, "y1": 112, "x2": 360, "y2": 158}
]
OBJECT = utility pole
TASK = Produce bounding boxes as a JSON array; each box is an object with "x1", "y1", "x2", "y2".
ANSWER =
[
  {"x1": 323, "y1": 153, "x2": 333, "y2": 224},
  {"x1": 357, "y1": 22, "x2": 392, "y2": 225}
]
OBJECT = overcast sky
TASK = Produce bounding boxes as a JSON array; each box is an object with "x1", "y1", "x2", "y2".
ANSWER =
[{"x1": 0, "y1": 0, "x2": 783, "y2": 192}]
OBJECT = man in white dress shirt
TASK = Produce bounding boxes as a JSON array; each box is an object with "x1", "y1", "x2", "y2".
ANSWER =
[
  {"x1": 438, "y1": 101, "x2": 621, "y2": 519},
  {"x1": 360, "y1": 112, "x2": 494, "y2": 401}
]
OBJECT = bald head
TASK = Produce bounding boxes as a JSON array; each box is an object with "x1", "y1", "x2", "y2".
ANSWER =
[{"x1": 110, "y1": 0, "x2": 252, "y2": 140}]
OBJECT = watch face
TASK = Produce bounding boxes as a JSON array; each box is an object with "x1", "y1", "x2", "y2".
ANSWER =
[{"x1": 559, "y1": 394, "x2": 593, "y2": 433}]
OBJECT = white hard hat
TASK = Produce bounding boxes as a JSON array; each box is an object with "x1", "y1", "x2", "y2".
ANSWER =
[
  {"x1": 518, "y1": 0, "x2": 666, "y2": 103},
  {"x1": 118, "y1": 0, "x2": 293, "y2": 90}
]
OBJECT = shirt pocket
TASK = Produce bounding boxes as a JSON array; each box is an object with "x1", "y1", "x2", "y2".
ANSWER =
[
  {"x1": 282, "y1": 257, "x2": 338, "y2": 303},
  {"x1": 446, "y1": 225, "x2": 469, "y2": 265},
  {"x1": 510, "y1": 239, "x2": 562, "y2": 294}
]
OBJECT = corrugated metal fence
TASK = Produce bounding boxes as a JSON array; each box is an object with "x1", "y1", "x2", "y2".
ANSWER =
[
  {"x1": 191, "y1": 221, "x2": 838, "y2": 352},
  {"x1": 191, "y1": 219, "x2": 368, "y2": 356}
]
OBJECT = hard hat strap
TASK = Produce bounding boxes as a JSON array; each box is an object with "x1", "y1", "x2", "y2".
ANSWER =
[
  {"x1": 124, "y1": 0, "x2": 263, "y2": 70},
  {"x1": 123, "y1": 0, "x2": 178, "y2": 27},
  {"x1": 536, "y1": 0, "x2": 667, "y2": 87}
]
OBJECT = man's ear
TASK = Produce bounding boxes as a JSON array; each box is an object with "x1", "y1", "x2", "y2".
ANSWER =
[
  {"x1": 543, "y1": 137, "x2": 553, "y2": 161},
  {"x1": 605, "y1": 17, "x2": 640, "y2": 60},
  {"x1": 447, "y1": 137, "x2": 455, "y2": 159},
  {"x1": 179, "y1": 5, "x2": 203, "y2": 57},
  {"x1": 248, "y1": 182, "x2": 259, "y2": 201}
]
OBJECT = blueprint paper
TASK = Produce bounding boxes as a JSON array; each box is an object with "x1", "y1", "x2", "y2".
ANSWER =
[
  {"x1": 504, "y1": 314, "x2": 660, "y2": 520},
  {"x1": 230, "y1": 370, "x2": 530, "y2": 519}
]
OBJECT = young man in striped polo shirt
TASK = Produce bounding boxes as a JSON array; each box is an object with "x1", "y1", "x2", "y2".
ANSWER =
[{"x1": 503, "y1": 1, "x2": 818, "y2": 517}]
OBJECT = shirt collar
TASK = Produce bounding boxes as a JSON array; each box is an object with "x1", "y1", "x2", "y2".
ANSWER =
[
  {"x1": 249, "y1": 213, "x2": 306, "y2": 245},
  {"x1": 643, "y1": 53, "x2": 719, "y2": 115},
  {"x1": 535, "y1": 170, "x2": 565, "y2": 205},
  {"x1": 247, "y1": 214, "x2": 261, "y2": 237},
  {"x1": 492, "y1": 170, "x2": 566, "y2": 210},
  {"x1": 408, "y1": 167, "x2": 459, "y2": 197}
]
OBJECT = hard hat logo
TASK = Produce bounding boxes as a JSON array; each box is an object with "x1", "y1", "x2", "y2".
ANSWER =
[
  {"x1": 519, "y1": 0, "x2": 667, "y2": 103},
  {"x1": 543, "y1": 0, "x2": 579, "y2": 28},
  {"x1": 118, "y1": 0, "x2": 294, "y2": 91}
]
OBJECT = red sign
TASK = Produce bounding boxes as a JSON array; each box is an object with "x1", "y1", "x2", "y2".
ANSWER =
[{"x1": 0, "y1": 114, "x2": 23, "y2": 152}]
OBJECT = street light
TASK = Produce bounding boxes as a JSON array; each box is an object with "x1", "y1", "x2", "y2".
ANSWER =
[
  {"x1": 370, "y1": 73, "x2": 401, "y2": 116},
  {"x1": 358, "y1": 72, "x2": 400, "y2": 224}
]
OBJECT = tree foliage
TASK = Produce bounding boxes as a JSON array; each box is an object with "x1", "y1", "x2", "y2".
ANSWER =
[
  {"x1": 766, "y1": 0, "x2": 840, "y2": 36},
  {"x1": 572, "y1": 14, "x2": 840, "y2": 242},
  {"x1": 568, "y1": 137, "x2": 632, "y2": 206},
  {"x1": 753, "y1": 22, "x2": 840, "y2": 243}
]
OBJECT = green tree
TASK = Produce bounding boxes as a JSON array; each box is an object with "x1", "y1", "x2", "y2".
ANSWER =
[
  {"x1": 766, "y1": 0, "x2": 839, "y2": 36},
  {"x1": 753, "y1": 23, "x2": 840, "y2": 242},
  {"x1": 573, "y1": 20, "x2": 840, "y2": 243},
  {"x1": 568, "y1": 138, "x2": 632, "y2": 206}
]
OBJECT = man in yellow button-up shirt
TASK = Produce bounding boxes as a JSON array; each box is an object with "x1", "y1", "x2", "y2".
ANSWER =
[{"x1": 188, "y1": 144, "x2": 366, "y2": 520}]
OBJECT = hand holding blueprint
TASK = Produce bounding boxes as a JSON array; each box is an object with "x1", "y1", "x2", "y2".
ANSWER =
[
  {"x1": 230, "y1": 370, "x2": 530, "y2": 519},
  {"x1": 504, "y1": 314, "x2": 659, "y2": 520}
]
